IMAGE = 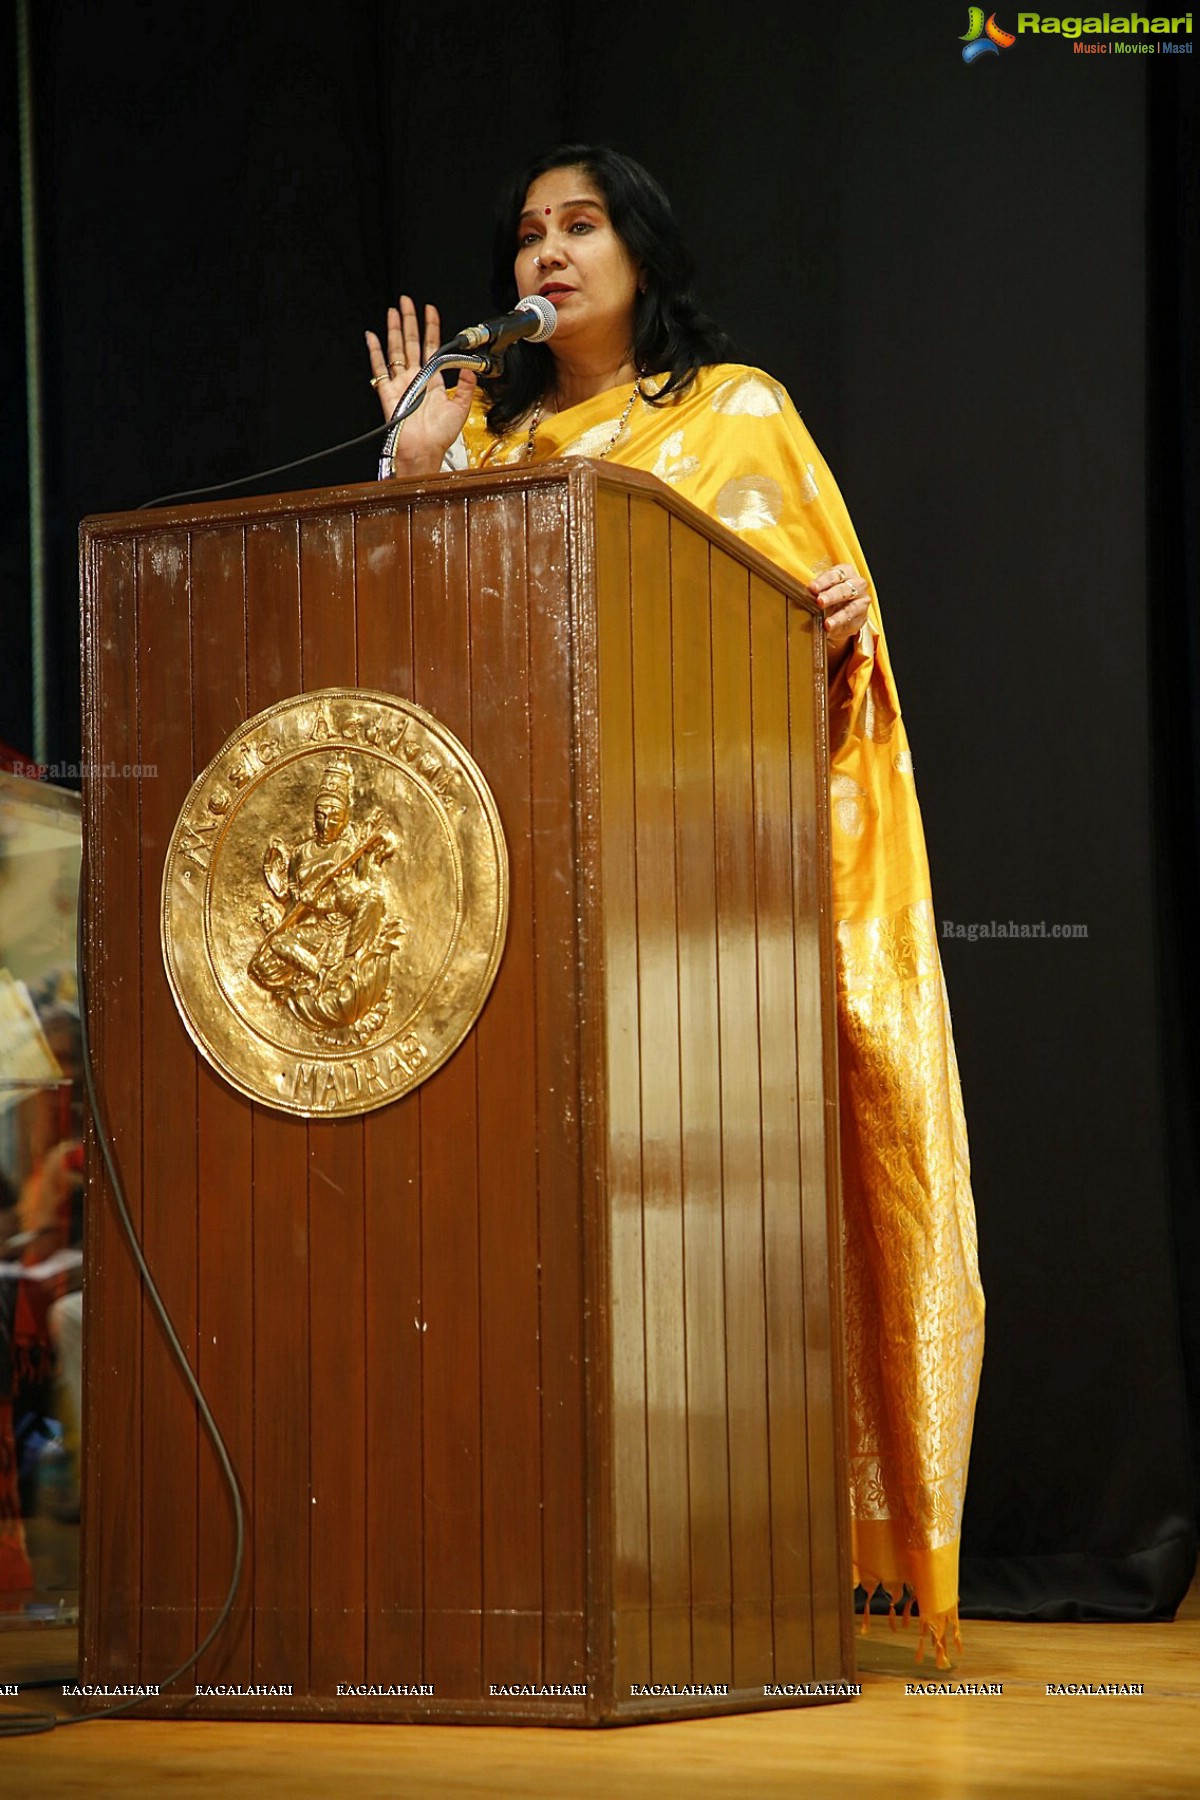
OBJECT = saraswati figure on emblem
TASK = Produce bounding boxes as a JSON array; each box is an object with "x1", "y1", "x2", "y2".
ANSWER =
[{"x1": 248, "y1": 753, "x2": 404, "y2": 1047}]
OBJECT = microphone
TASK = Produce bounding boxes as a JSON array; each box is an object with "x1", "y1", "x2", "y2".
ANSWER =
[{"x1": 442, "y1": 294, "x2": 557, "y2": 354}]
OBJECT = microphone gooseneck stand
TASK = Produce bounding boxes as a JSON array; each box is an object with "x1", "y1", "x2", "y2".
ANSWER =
[{"x1": 376, "y1": 350, "x2": 497, "y2": 482}]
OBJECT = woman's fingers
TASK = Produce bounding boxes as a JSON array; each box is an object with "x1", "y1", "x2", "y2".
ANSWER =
[
  {"x1": 364, "y1": 328, "x2": 401, "y2": 416},
  {"x1": 381, "y1": 297, "x2": 443, "y2": 382},
  {"x1": 822, "y1": 603, "x2": 860, "y2": 638},
  {"x1": 382, "y1": 297, "x2": 417, "y2": 382},
  {"x1": 824, "y1": 599, "x2": 870, "y2": 640},
  {"x1": 810, "y1": 562, "x2": 864, "y2": 600},
  {"x1": 366, "y1": 298, "x2": 446, "y2": 421},
  {"x1": 400, "y1": 295, "x2": 423, "y2": 374},
  {"x1": 808, "y1": 564, "x2": 870, "y2": 646},
  {"x1": 811, "y1": 565, "x2": 869, "y2": 611},
  {"x1": 364, "y1": 326, "x2": 403, "y2": 418},
  {"x1": 365, "y1": 329, "x2": 389, "y2": 382}
]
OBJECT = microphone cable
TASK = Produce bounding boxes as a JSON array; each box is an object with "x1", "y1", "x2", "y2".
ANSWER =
[
  {"x1": 137, "y1": 419, "x2": 392, "y2": 511},
  {"x1": 134, "y1": 308, "x2": 524, "y2": 510}
]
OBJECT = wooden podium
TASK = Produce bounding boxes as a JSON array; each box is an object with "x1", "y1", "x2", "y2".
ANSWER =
[{"x1": 79, "y1": 461, "x2": 852, "y2": 1725}]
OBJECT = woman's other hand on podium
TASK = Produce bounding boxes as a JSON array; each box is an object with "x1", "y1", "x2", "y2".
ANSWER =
[
  {"x1": 365, "y1": 295, "x2": 476, "y2": 477},
  {"x1": 809, "y1": 562, "x2": 872, "y2": 673}
]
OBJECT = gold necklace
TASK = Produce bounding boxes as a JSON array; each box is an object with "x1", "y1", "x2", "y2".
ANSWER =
[{"x1": 522, "y1": 380, "x2": 644, "y2": 462}]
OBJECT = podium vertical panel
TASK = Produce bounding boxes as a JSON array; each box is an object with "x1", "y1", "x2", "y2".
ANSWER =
[
  {"x1": 80, "y1": 535, "x2": 143, "y2": 1679},
  {"x1": 190, "y1": 525, "x2": 254, "y2": 1687},
  {"x1": 585, "y1": 483, "x2": 851, "y2": 1718},
  {"x1": 136, "y1": 531, "x2": 200, "y2": 1681},
  {"x1": 353, "y1": 504, "x2": 424, "y2": 1682},
  {"x1": 668, "y1": 518, "x2": 732, "y2": 1683},
  {"x1": 469, "y1": 490, "x2": 543, "y2": 1692},
  {"x1": 81, "y1": 461, "x2": 850, "y2": 1725},
  {"x1": 243, "y1": 522, "x2": 311, "y2": 1692},
  {"x1": 713, "y1": 543, "x2": 776, "y2": 1692},
  {"x1": 526, "y1": 479, "x2": 590, "y2": 1692}
]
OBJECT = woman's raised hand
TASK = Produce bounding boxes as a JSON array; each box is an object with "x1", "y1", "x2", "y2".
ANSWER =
[{"x1": 365, "y1": 296, "x2": 478, "y2": 476}]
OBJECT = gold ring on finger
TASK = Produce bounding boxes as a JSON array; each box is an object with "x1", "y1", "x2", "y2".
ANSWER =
[{"x1": 369, "y1": 375, "x2": 386, "y2": 389}]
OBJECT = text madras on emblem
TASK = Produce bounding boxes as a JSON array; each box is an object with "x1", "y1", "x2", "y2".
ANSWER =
[{"x1": 161, "y1": 690, "x2": 509, "y2": 1117}]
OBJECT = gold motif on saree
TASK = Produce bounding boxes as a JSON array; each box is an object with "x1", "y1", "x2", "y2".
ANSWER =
[
  {"x1": 562, "y1": 419, "x2": 627, "y2": 459},
  {"x1": 491, "y1": 439, "x2": 527, "y2": 467},
  {"x1": 161, "y1": 689, "x2": 509, "y2": 1117},
  {"x1": 651, "y1": 429, "x2": 700, "y2": 485},
  {"x1": 710, "y1": 372, "x2": 786, "y2": 416},
  {"x1": 831, "y1": 772, "x2": 868, "y2": 839},
  {"x1": 715, "y1": 473, "x2": 783, "y2": 531}
]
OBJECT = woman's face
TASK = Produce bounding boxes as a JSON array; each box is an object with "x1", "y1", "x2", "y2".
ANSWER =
[{"x1": 514, "y1": 165, "x2": 641, "y2": 355}]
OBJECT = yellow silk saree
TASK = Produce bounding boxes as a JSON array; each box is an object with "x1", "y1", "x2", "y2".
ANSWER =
[{"x1": 463, "y1": 364, "x2": 985, "y2": 1665}]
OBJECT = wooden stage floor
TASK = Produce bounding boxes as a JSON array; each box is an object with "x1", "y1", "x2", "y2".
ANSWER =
[{"x1": 3, "y1": 1576, "x2": 1199, "y2": 1797}]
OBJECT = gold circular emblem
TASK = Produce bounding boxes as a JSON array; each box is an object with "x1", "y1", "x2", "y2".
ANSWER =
[{"x1": 161, "y1": 689, "x2": 508, "y2": 1117}]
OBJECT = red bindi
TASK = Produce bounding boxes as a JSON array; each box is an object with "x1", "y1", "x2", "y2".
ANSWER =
[{"x1": 544, "y1": 207, "x2": 551, "y2": 215}]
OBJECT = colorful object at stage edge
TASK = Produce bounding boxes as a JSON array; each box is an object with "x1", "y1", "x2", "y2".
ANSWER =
[{"x1": 961, "y1": 8, "x2": 1018, "y2": 56}]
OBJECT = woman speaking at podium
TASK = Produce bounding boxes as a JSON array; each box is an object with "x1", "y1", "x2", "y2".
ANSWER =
[{"x1": 367, "y1": 144, "x2": 984, "y2": 1669}]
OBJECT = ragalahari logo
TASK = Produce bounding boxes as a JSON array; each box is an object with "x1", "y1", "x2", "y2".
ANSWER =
[{"x1": 961, "y1": 8, "x2": 1017, "y2": 59}]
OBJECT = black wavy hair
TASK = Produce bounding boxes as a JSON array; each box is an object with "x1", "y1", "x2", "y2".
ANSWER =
[{"x1": 482, "y1": 144, "x2": 735, "y2": 436}]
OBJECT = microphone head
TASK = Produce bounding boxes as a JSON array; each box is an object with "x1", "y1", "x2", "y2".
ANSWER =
[{"x1": 516, "y1": 293, "x2": 557, "y2": 342}]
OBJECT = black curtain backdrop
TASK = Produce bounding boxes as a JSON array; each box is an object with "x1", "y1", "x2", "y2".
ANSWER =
[{"x1": 2, "y1": 0, "x2": 1195, "y2": 1621}]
